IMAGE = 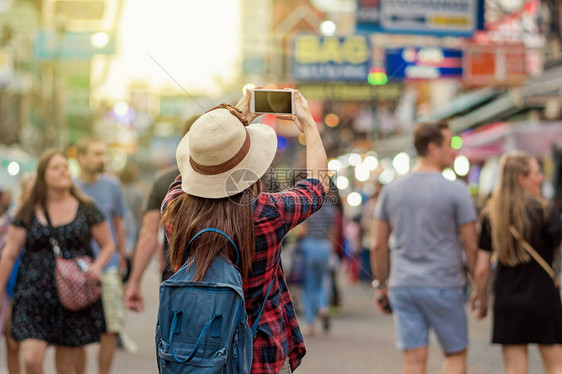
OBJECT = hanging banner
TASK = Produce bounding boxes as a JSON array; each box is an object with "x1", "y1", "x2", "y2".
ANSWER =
[
  {"x1": 385, "y1": 47, "x2": 463, "y2": 80},
  {"x1": 356, "y1": 0, "x2": 484, "y2": 36},
  {"x1": 292, "y1": 34, "x2": 371, "y2": 82}
]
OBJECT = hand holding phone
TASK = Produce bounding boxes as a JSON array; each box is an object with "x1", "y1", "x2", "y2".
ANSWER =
[{"x1": 250, "y1": 89, "x2": 295, "y2": 115}]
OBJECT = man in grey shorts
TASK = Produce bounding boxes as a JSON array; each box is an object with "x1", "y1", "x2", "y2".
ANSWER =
[{"x1": 371, "y1": 121, "x2": 479, "y2": 374}]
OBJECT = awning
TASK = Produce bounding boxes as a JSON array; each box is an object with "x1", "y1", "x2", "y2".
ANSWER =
[
  {"x1": 461, "y1": 121, "x2": 562, "y2": 161},
  {"x1": 418, "y1": 87, "x2": 499, "y2": 123}
]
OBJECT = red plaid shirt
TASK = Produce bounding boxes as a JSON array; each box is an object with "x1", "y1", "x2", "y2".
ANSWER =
[{"x1": 162, "y1": 176, "x2": 325, "y2": 373}]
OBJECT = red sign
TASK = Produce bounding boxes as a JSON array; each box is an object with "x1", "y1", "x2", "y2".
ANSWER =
[{"x1": 463, "y1": 43, "x2": 526, "y2": 86}]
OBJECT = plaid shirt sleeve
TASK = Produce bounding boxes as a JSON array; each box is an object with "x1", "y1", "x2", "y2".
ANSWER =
[{"x1": 262, "y1": 178, "x2": 327, "y2": 237}]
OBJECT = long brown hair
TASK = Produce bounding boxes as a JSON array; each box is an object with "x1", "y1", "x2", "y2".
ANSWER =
[
  {"x1": 15, "y1": 149, "x2": 93, "y2": 226},
  {"x1": 486, "y1": 151, "x2": 544, "y2": 266},
  {"x1": 161, "y1": 184, "x2": 259, "y2": 281}
]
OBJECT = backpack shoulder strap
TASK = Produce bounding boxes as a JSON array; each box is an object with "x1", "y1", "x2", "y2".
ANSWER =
[
  {"x1": 251, "y1": 275, "x2": 275, "y2": 338},
  {"x1": 184, "y1": 228, "x2": 240, "y2": 266}
]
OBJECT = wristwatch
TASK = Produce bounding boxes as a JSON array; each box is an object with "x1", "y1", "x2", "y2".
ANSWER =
[{"x1": 371, "y1": 279, "x2": 388, "y2": 290}]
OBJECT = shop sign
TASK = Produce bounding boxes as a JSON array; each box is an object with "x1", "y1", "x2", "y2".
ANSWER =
[
  {"x1": 356, "y1": 0, "x2": 483, "y2": 36},
  {"x1": 296, "y1": 83, "x2": 402, "y2": 101},
  {"x1": 463, "y1": 43, "x2": 526, "y2": 85},
  {"x1": 292, "y1": 34, "x2": 371, "y2": 82},
  {"x1": 385, "y1": 47, "x2": 463, "y2": 80}
]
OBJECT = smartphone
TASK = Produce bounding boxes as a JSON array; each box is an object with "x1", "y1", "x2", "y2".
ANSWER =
[{"x1": 250, "y1": 89, "x2": 295, "y2": 115}]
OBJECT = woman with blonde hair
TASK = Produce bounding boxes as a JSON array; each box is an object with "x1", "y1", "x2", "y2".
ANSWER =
[
  {"x1": 0, "y1": 149, "x2": 115, "y2": 374},
  {"x1": 472, "y1": 151, "x2": 562, "y2": 373}
]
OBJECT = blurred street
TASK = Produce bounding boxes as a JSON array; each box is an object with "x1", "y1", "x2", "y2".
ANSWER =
[{"x1": 0, "y1": 261, "x2": 547, "y2": 374}]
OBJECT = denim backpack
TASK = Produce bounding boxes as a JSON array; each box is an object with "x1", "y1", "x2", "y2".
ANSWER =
[{"x1": 155, "y1": 228, "x2": 274, "y2": 373}]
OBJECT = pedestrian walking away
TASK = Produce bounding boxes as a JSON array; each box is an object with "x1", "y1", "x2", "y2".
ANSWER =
[
  {"x1": 0, "y1": 149, "x2": 115, "y2": 374},
  {"x1": 472, "y1": 151, "x2": 562, "y2": 373},
  {"x1": 159, "y1": 89, "x2": 329, "y2": 373},
  {"x1": 124, "y1": 116, "x2": 199, "y2": 313},
  {"x1": 371, "y1": 121, "x2": 479, "y2": 374},
  {"x1": 74, "y1": 137, "x2": 129, "y2": 374},
  {"x1": 298, "y1": 202, "x2": 338, "y2": 336}
]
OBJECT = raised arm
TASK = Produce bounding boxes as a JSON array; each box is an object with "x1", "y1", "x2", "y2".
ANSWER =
[{"x1": 279, "y1": 92, "x2": 329, "y2": 192}]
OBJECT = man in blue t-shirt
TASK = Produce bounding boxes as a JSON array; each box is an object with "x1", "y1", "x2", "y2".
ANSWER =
[
  {"x1": 74, "y1": 136, "x2": 128, "y2": 374},
  {"x1": 371, "y1": 122, "x2": 478, "y2": 374}
]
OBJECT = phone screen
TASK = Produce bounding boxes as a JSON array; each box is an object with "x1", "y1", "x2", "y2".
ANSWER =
[{"x1": 254, "y1": 90, "x2": 292, "y2": 114}]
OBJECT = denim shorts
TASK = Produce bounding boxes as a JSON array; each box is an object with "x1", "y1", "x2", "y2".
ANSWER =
[{"x1": 388, "y1": 287, "x2": 468, "y2": 354}]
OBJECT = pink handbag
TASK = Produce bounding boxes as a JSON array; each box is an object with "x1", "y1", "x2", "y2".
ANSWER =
[{"x1": 45, "y1": 211, "x2": 102, "y2": 311}]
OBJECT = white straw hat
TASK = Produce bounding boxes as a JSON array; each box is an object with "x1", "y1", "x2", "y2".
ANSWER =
[{"x1": 176, "y1": 104, "x2": 277, "y2": 198}]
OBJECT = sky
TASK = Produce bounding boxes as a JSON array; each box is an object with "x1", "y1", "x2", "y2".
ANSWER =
[{"x1": 99, "y1": 0, "x2": 241, "y2": 100}]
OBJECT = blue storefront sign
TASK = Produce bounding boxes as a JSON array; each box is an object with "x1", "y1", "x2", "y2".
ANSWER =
[
  {"x1": 385, "y1": 47, "x2": 463, "y2": 80},
  {"x1": 356, "y1": 0, "x2": 484, "y2": 37},
  {"x1": 292, "y1": 34, "x2": 371, "y2": 82}
]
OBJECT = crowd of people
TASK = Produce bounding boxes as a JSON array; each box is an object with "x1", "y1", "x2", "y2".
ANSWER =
[{"x1": 0, "y1": 89, "x2": 560, "y2": 374}]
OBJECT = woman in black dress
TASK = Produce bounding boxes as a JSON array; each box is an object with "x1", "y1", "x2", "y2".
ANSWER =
[
  {"x1": 0, "y1": 149, "x2": 115, "y2": 374},
  {"x1": 472, "y1": 151, "x2": 562, "y2": 373}
]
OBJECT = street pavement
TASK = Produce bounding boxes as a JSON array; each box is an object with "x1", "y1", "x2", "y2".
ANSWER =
[{"x1": 0, "y1": 262, "x2": 546, "y2": 373}]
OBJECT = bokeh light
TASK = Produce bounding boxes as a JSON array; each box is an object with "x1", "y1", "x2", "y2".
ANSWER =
[
  {"x1": 91, "y1": 32, "x2": 109, "y2": 49},
  {"x1": 381, "y1": 157, "x2": 392, "y2": 170},
  {"x1": 348, "y1": 153, "x2": 362, "y2": 166},
  {"x1": 242, "y1": 83, "x2": 256, "y2": 94},
  {"x1": 277, "y1": 136, "x2": 287, "y2": 150},
  {"x1": 324, "y1": 113, "x2": 340, "y2": 128},
  {"x1": 364, "y1": 155, "x2": 379, "y2": 171},
  {"x1": 114, "y1": 101, "x2": 129, "y2": 117},
  {"x1": 347, "y1": 192, "x2": 362, "y2": 207},
  {"x1": 8, "y1": 161, "x2": 20, "y2": 176},
  {"x1": 451, "y1": 136, "x2": 463, "y2": 149},
  {"x1": 454, "y1": 155, "x2": 470, "y2": 176},
  {"x1": 298, "y1": 134, "x2": 306, "y2": 145},
  {"x1": 354, "y1": 164, "x2": 370, "y2": 182},
  {"x1": 320, "y1": 20, "x2": 336, "y2": 36},
  {"x1": 368, "y1": 68, "x2": 388, "y2": 86},
  {"x1": 328, "y1": 159, "x2": 342, "y2": 172},
  {"x1": 442, "y1": 168, "x2": 457, "y2": 181},
  {"x1": 336, "y1": 176, "x2": 350, "y2": 190},
  {"x1": 379, "y1": 169, "x2": 396, "y2": 185},
  {"x1": 392, "y1": 152, "x2": 410, "y2": 175}
]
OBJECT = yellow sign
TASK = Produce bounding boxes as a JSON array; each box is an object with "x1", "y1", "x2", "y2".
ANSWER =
[
  {"x1": 294, "y1": 35, "x2": 370, "y2": 64},
  {"x1": 297, "y1": 84, "x2": 402, "y2": 101}
]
